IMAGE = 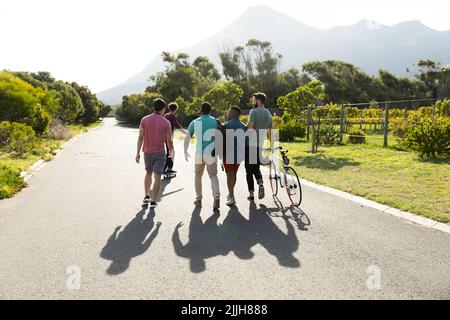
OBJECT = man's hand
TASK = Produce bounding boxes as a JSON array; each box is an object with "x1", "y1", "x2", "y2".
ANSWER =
[
  {"x1": 135, "y1": 153, "x2": 141, "y2": 163},
  {"x1": 184, "y1": 151, "x2": 191, "y2": 162}
]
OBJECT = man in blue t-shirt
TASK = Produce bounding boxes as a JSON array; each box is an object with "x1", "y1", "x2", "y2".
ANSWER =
[
  {"x1": 184, "y1": 102, "x2": 221, "y2": 210},
  {"x1": 217, "y1": 106, "x2": 246, "y2": 206}
]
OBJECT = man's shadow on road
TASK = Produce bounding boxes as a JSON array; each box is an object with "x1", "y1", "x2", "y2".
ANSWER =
[
  {"x1": 172, "y1": 202, "x2": 302, "y2": 273},
  {"x1": 100, "y1": 209, "x2": 161, "y2": 275}
]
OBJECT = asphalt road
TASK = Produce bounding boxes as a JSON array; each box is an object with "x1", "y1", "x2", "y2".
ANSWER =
[{"x1": 0, "y1": 118, "x2": 449, "y2": 299}]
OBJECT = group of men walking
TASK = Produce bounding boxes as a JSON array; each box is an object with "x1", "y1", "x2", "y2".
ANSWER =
[{"x1": 136, "y1": 92, "x2": 273, "y2": 210}]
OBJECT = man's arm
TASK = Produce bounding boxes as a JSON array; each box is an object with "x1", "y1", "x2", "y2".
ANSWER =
[
  {"x1": 184, "y1": 133, "x2": 191, "y2": 162},
  {"x1": 136, "y1": 126, "x2": 144, "y2": 163},
  {"x1": 184, "y1": 121, "x2": 194, "y2": 162},
  {"x1": 166, "y1": 131, "x2": 174, "y2": 158}
]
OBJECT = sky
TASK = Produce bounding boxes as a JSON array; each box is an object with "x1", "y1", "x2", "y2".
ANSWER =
[{"x1": 1, "y1": 0, "x2": 449, "y2": 93}]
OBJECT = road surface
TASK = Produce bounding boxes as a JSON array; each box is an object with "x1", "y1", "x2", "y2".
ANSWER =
[{"x1": 0, "y1": 118, "x2": 449, "y2": 299}]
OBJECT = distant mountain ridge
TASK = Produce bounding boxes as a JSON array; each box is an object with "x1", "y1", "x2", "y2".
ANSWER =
[{"x1": 97, "y1": 5, "x2": 450, "y2": 105}]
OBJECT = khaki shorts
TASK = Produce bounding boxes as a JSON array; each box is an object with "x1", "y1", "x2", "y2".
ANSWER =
[{"x1": 144, "y1": 151, "x2": 166, "y2": 175}]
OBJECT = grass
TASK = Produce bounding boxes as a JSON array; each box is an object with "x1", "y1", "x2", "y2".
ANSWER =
[
  {"x1": 0, "y1": 165, "x2": 26, "y2": 199},
  {"x1": 168, "y1": 129, "x2": 449, "y2": 224},
  {"x1": 281, "y1": 134, "x2": 450, "y2": 225},
  {"x1": 0, "y1": 120, "x2": 103, "y2": 199}
]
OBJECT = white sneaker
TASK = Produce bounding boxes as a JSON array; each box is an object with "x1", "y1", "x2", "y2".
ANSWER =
[{"x1": 226, "y1": 195, "x2": 236, "y2": 206}]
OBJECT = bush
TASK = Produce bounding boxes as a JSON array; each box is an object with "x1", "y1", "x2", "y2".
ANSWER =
[
  {"x1": 390, "y1": 118, "x2": 410, "y2": 144},
  {"x1": 0, "y1": 165, "x2": 25, "y2": 199},
  {"x1": 45, "y1": 118, "x2": 70, "y2": 140},
  {"x1": 0, "y1": 121, "x2": 36, "y2": 154},
  {"x1": 435, "y1": 99, "x2": 450, "y2": 117},
  {"x1": 278, "y1": 120, "x2": 306, "y2": 142},
  {"x1": 31, "y1": 104, "x2": 51, "y2": 134},
  {"x1": 348, "y1": 127, "x2": 367, "y2": 144},
  {"x1": 318, "y1": 125, "x2": 340, "y2": 145},
  {"x1": 405, "y1": 116, "x2": 450, "y2": 158}
]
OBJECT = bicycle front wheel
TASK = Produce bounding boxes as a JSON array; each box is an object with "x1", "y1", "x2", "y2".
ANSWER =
[
  {"x1": 284, "y1": 166, "x2": 302, "y2": 207},
  {"x1": 269, "y1": 161, "x2": 278, "y2": 196}
]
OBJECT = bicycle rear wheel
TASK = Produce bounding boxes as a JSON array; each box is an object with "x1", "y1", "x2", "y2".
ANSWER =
[
  {"x1": 269, "y1": 161, "x2": 278, "y2": 196},
  {"x1": 284, "y1": 166, "x2": 302, "y2": 207}
]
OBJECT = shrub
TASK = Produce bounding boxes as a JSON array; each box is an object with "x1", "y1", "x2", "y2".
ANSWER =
[
  {"x1": 278, "y1": 120, "x2": 306, "y2": 142},
  {"x1": 31, "y1": 104, "x2": 51, "y2": 134},
  {"x1": 390, "y1": 118, "x2": 410, "y2": 144},
  {"x1": 348, "y1": 127, "x2": 367, "y2": 144},
  {"x1": 405, "y1": 116, "x2": 450, "y2": 158},
  {"x1": 46, "y1": 118, "x2": 70, "y2": 140},
  {"x1": 0, "y1": 121, "x2": 36, "y2": 154},
  {"x1": 318, "y1": 125, "x2": 340, "y2": 145},
  {"x1": 0, "y1": 165, "x2": 25, "y2": 199},
  {"x1": 435, "y1": 99, "x2": 450, "y2": 117}
]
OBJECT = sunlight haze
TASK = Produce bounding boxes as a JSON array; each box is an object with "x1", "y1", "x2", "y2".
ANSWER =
[{"x1": 1, "y1": 0, "x2": 449, "y2": 92}]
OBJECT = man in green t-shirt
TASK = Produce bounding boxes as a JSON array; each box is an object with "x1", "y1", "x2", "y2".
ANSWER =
[{"x1": 245, "y1": 92, "x2": 274, "y2": 201}]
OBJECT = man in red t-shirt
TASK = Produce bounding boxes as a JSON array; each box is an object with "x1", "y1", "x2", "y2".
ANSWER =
[
  {"x1": 136, "y1": 98, "x2": 173, "y2": 208},
  {"x1": 163, "y1": 102, "x2": 187, "y2": 174}
]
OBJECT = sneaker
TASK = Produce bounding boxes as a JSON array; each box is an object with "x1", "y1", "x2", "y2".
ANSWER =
[
  {"x1": 194, "y1": 199, "x2": 202, "y2": 206},
  {"x1": 258, "y1": 184, "x2": 265, "y2": 200},
  {"x1": 166, "y1": 169, "x2": 177, "y2": 174},
  {"x1": 226, "y1": 195, "x2": 236, "y2": 206},
  {"x1": 142, "y1": 195, "x2": 150, "y2": 207},
  {"x1": 213, "y1": 197, "x2": 220, "y2": 210},
  {"x1": 149, "y1": 201, "x2": 157, "y2": 208}
]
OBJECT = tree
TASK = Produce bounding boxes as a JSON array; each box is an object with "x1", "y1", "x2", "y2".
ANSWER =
[
  {"x1": 277, "y1": 80, "x2": 325, "y2": 116},
  {"x1": 414, "y1": 60, "x2": 450, "y2": 99},
  {"x1": 302, "y1": 60, "x2": 375, "y2": 103},
  {"x1": 148, "y1": 52, "x2": 219, "y2": 102},
  {"x1": 218, "y1": 39, "x2": 283, "y2": 106},
  {"x1": 202, "y1": 82, "x2": 243, "y2": 114},
  {"x1": 0, "y1": 71, "x2": 54, "y2": 133},
  {"x1": 51, "y1": 81, "x2": 84, "y2": 124},
  {"x1": 116, "y1": 92, "x2": 161, "y2": 125},
  {"x1": 70, "y1": 82, "x2": 101, "y2": 125}
]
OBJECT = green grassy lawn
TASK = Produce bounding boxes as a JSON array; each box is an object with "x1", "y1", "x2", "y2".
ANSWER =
[
  {"x1": 281, "y1": 135, "x2": 450, "y2": 224},
  {"x1": 176, "y1": 130, "x2": 450, "y2": 224},
  {"x1": 0, "y1": 120, "x2": 102, "y2": 199}
]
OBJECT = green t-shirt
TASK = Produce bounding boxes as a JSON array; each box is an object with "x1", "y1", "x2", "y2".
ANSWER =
[{"x1": 248, "y1": 107, "x2": 273, "y2": 147}]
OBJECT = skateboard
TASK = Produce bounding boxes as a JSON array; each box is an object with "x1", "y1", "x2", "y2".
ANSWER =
[{"x1": 163, "y1": 172, "x2": 176, "y2": 180}]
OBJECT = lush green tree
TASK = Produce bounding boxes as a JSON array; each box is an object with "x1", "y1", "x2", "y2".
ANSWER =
[
  {"x1": 0, "y1": 71, "x2": 54, "y2": 133},
  {"x1": 202, "y1": 82, "x2": 243, "y2": 113},
  {"x1": 219, "y1": 39, "x2": 283, "y2": 106},
  {"x1": 116, "y1": 92, "x2": 161, "y2": 125},
  {"x1": 148, "y1": 52, "x2": 220, "y2": 102},
  {"x1": 51, "y1": 81, "x2": 84, "y2": 124},
  {"x1": 413, "y1": 60, "x2": 450, "y2": 99},
  {"x1": 70, "y1": 82, "x2": 101, "y2": 125},
  {"x1": 302, "y1": 60, "x2": 375, "y2": 103},
  {"x1": 277, "y1": 80, "x2": 325, "y2": 115},
  {"x1": 99, "y1": 103, "x2": 112, "y2": 118}
]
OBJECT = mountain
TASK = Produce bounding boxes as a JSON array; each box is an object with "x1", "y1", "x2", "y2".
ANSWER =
[{"x1": 97, "y1": 5, "x2": 450, "y2": 105}]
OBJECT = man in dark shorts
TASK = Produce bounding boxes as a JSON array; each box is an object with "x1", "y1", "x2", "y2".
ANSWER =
[
  {"x1": 164, "y1": 102, "x2": 187, "y2": 174},
  {"x1": 135, "y1": 98, "x2": 173, "y2": 208},
  {"x1": 245, "y1": 92, "x2": 273, "y2": 201},
  {"x1": 218, "y1": 106, "x2": 246, "y2": 206}
]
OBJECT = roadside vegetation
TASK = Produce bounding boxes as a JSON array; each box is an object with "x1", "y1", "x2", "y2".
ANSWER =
[{"x1": 0, "y1": 71, "x2": 108, "y2": 199}]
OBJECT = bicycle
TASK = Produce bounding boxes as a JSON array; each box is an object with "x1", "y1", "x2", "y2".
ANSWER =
[{"x1": 263, "y1": 146, "x2": 302, "y2": 207}]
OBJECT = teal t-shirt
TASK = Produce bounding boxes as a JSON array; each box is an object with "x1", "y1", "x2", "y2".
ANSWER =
[
  {"x1": 188, "y1": 115, "x2": 218, "y2": 155},
  {"x1": 248, "y1": 107, "x2": 273, "y2": 147}
]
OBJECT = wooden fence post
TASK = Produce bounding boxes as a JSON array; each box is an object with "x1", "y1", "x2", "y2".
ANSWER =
[
  {"x1": 340, "y1": 105, "x2": 344, "y2": 145},
  {"x1": 384, "y1": 101, "x2": 389, "y2": 147},
  {"x1": 307, "y1": 107, "x2": 312, "y2": 141}
]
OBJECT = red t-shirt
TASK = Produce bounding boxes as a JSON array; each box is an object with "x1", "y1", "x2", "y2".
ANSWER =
[
  {"x1": 140, "y1": 113, "x2": 172, "y2": 154},
  {"x1": 164, "y1": 112, "x2": 182, "y2": 133}
]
